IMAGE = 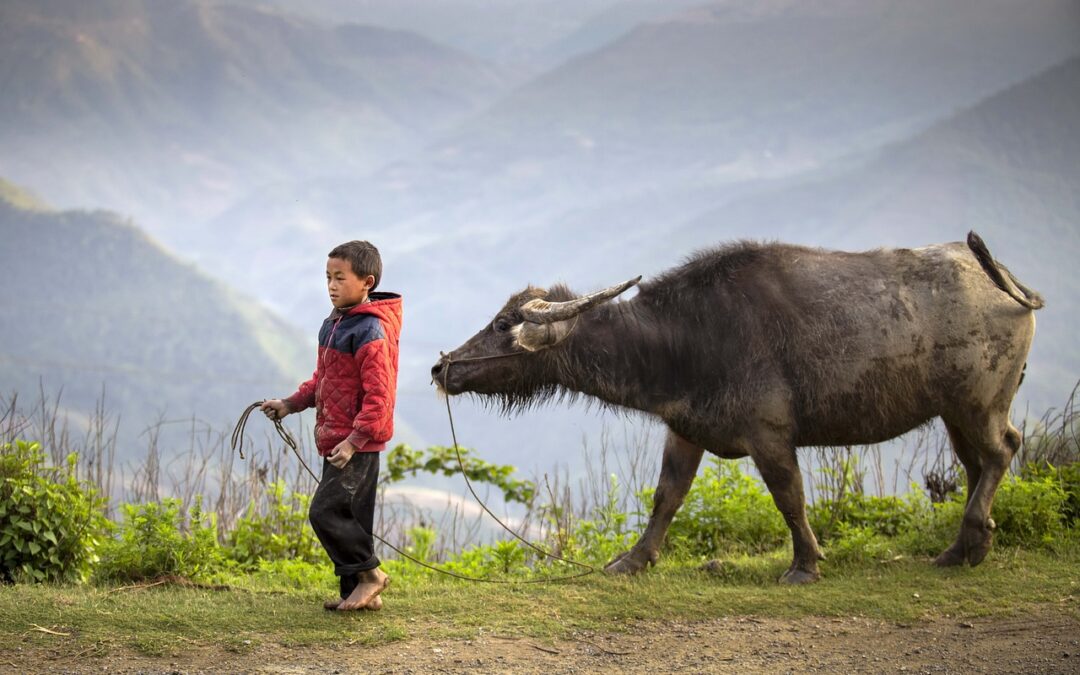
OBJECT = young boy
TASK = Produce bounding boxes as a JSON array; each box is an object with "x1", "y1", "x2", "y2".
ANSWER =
[{"x1": 262, "y1": 240, "x2": 402, "y2": 611}]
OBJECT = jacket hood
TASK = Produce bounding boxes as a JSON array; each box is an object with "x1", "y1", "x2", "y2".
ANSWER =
[{"x1": 341, "y1": 292, "x2": 403, "y2": 343}]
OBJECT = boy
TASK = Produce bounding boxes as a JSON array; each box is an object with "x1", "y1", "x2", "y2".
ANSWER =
[{"x1": 262, "y1": 240, "x2": 402, "y2": 611}]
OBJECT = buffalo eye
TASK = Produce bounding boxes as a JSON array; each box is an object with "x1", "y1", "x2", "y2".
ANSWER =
[{"x1": 493, "y1": 317, "x2": 513, "y2": 333}]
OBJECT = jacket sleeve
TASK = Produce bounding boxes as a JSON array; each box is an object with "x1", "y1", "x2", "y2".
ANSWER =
[
  {"x1": 284, "y1": 370, "x2": 318, "y2": 413},
  {"x1": 347, "y1": 337, "x2": 395, "y2": 447}
]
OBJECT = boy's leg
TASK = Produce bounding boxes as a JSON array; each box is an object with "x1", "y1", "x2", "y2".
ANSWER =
[
  {"x1": 309, "y1": 452, "x2": 385, "y2": 610},
  {"x1": 337, "y1": 452, "x2": 390, "y2": 610}
]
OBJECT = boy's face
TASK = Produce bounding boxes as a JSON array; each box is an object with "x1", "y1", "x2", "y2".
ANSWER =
[{"x1": 326, "y1": 257, "x2": 374, "y2": 309}]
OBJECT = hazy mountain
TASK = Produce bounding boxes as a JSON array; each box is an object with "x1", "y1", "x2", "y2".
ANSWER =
[
  {"x1": 663, "y1": 56, "x2": 1080, "y2": 413},
  {"x1": 0, "y1": 178, "x2": 422, "y2": 460},
  {"x1": 0, "y1": 0, "x2": 509, "y2": 240},
  {"x1": 226, "y1": 0, "x2": 629, "y2": 69},
  {"x1": 209, "y1": 0, "x2": 1080, "y2": 325},
  {"x1": 536, "y1": 0, "x2": 707, "y2": 67}
]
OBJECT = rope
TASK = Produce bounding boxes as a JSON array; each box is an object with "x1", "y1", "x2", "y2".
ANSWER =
[
  {"x1": 440, "y1": 357, "x2": 597, "y2": 576},
  {"x1": 230, "y1": 400, "x2": 596, "y2": 584}
]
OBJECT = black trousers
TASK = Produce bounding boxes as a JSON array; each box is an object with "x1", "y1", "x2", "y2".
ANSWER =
[{"x1": 309, "y1": 451, "x2": 381, "y2": 598}]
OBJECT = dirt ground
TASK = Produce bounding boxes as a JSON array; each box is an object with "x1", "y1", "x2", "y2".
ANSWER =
[{"x1": 7, "y1": 607, "x2": 1080, "y2": 675}]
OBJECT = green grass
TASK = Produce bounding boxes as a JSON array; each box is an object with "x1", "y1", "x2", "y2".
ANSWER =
[{"x1": 2, "y1": 546, "x2": 1078, "y2": 660}]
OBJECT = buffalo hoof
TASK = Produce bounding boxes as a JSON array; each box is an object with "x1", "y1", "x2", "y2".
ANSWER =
[
  {"x1": 962, "y1": 518, "x2": 995, "y2": 567},
  {"x1": 603, "y1": 550, "x2": 652, "y2": 575},
  {"x1": 938, "y1": 518, "x2": 995, "y2": 567},
  {"x1": 964, "y1": 532, "x2": 993, "y2": 567},
  {"x1": 779, "y1": 567, "x2": 820, "y2": 585},
  {"x1": 933, "y1": 543, "x2": 966, "y2": 568}
]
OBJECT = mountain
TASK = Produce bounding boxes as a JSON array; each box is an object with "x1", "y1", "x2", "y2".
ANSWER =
[
  {"x1": 0, "y1": 0, "x2": 509, "y2": 239},
  {"x1": 227, "y1": 0, "x2": 628, "y2": 69},
  {"x1": 208, "y1": 0, "x2": 1080, "y2": 324},
  {"x1": 0, "y1": 179, "x2": 422, "y2": 460},
  {"x1": 666, "y1": 56, "x2": 1080, "y2": 413},
  {"x1": 536, "y1": 0, "x2": 707, "y2": 68}
]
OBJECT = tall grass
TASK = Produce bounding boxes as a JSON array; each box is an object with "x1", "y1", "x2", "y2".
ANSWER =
[{"x1": 2, "y1": 382, "x2": 1078, "y2": 562}]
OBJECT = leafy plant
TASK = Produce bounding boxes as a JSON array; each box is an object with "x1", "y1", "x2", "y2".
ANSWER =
[
  {"x1": 226, "y1": 480, "x2": 321, "y2": 566},
  {"x1": 383, "y1": 444, "x2": 536, "y2": 505},
  {"x1": 991, "y1": 471, "x2": 1067, "y2": 548},
  {"x1": 810, "y1": 493, "x2": 917, "y2": 544},
  {"x1": 664, "y1": 459, "x2": 788, "y2": 556},
  {"x1": 444, "y1": 540, "x2": 531, "y2": 578},
  {"x1": 0, "y1": 440, "x2": 109, "y2": 582},
  {"x1": 548, "y1": 473, "x2": 638, "y2": 566},
  {"x1": 824, "y1": 523, "x2": 899, "y2": 566},
  {"x1": 1020, "y1": 462, "x2": 1080, "y2": 527},
  {"x1": 97, "y1": 497, "x2": 221, "y2": 582}
]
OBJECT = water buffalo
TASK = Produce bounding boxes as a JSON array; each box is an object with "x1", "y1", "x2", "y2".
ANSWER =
[{"x1": 431, "y1": 233, "x2": 1043, "y2": 583}]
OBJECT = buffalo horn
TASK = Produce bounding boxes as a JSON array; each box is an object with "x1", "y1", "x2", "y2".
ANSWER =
[{"x1": 519, "y1": 276, "x2": 642, "y2": 324}]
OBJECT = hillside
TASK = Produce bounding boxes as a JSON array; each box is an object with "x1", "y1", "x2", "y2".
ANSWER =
[
  {"x1": 668, "y1": 57, "x2": 1080, "y2": 412},
  {"x1": 212, "y1": 0, "x2": 1080, "y2": 329},
  {"x1": 0, "y1": 180, "x2": 310, "y2": 460},
  {"x1": 229, "y1": 0, "x2": 626, "y2": 68},
  {"x1": 0, "y1": 0, "x2": 508, "y2": 236}
]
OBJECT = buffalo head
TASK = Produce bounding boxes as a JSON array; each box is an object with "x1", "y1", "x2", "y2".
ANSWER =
[{"x1": 431, "y1": 276, "x2": 640, "y2": 408}]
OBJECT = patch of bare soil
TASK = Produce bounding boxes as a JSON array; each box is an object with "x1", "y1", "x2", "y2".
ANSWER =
[{"x1": 8, "y1": 607, "x2": 1079, "y2": 674}]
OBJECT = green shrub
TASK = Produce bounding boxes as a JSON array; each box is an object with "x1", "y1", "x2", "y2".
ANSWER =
[
  {"x1": 444, "y1": 540, "x2": 531, "y2": 578},
  {"x1": 0, "y1": 440, "x2": 109, "y2": 582},
  {"x1": 991, "y1": 472, "x2": 1067, "y2": 548},
  {"x1": 226, "y1": 480, "x2": 321, "y2": 567},
  {"x1": 384, "y1": 444, "x2": 535, "y2": 505},
  {"x1": 810, "y1": 493, "x2": 917, "y2": 544},
  {"x1": 97, "y1": 497, "x2": 221, "y2": 582},
  {"x1": 1020, "y1": 462, "x2": 1080, "y2": 527},
  {"x1": 553, "y1": 474, "x2": 638, "y2": 566},
  {"x1": 894, "y1": 490, "x2": 964, "y2": 556},
  {"x1": 824, "y1": 523, "x2": 899, "y2": 566},
  {"x1": 664, "y1": 459, "x2": 788, "y2": 556}
]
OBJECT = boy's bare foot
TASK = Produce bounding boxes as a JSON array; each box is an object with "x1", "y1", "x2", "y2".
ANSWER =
[
  {"x1": 324, "y1": 594, "x2": 382, "y2": 611},
  {"x1": 337, "y1": 568, "x2": 390, "y2": 611}
]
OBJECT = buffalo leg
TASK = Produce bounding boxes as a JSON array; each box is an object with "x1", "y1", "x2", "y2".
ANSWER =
[
  {"x1": 604, "y1": 430, "x2": 703, "y2": 575},
  {"x1": 936, "y1": 414, "x2": 1019, "y2": 567},
  {"x1": 751, "y1": 438, "x2": 823, "y2": 584},
  {"x1": 933, "y1": 421, "x2": 984, "y2": 567}
]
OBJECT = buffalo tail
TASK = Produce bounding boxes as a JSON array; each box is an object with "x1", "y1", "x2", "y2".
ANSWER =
[{"x1": 966, "y1": 231, "x2": 1045, "y2": 310}]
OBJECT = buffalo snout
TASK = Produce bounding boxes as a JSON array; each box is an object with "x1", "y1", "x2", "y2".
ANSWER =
[{"x1": 430, "y1": 357, "x2": 447, "y2": 381}]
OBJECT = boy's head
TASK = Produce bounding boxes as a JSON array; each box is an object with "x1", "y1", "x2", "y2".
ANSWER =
[{"x1": 326, "y1": 240, "x2": 381, "y2": 309}]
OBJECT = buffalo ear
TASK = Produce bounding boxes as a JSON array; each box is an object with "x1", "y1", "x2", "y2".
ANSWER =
[{"x1": 515, "y1": 321, "x2": 572, "y2": 351}]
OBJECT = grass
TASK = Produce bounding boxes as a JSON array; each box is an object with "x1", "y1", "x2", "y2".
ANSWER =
[{"x1": 2, "y1": 546, "x2": 1078, "y2": 661}]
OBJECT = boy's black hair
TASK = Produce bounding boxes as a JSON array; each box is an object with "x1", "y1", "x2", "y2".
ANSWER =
[{"x1": 328, "y1": 240, "x2": 382, "y2": 291}]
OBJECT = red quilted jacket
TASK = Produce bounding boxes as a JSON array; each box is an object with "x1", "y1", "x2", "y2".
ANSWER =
[{"x1": 285, "y1": 292, "x2": 402, "y2": 456}]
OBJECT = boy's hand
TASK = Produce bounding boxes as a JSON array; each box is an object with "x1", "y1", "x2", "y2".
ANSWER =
[
  {"x1": 261, "y1": 399, "x2": 290, "y2": 420},
  {"x1": 327, "y1": 439, "x2": 356, "y2": 468}
]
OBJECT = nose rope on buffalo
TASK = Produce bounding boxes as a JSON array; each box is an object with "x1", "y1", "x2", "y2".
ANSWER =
[{"x1": 231, "y1": 397, "x2": 597, "y2": 584}]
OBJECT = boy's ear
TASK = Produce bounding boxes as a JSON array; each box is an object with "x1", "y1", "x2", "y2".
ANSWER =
[{"x1": 364, "y1": 275, "x2": 376, "y2": 290}]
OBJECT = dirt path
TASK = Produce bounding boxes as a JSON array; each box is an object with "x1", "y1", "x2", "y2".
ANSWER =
[{"x1": 9, "y1": 608, "x2": 1080, "y2": 674}]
